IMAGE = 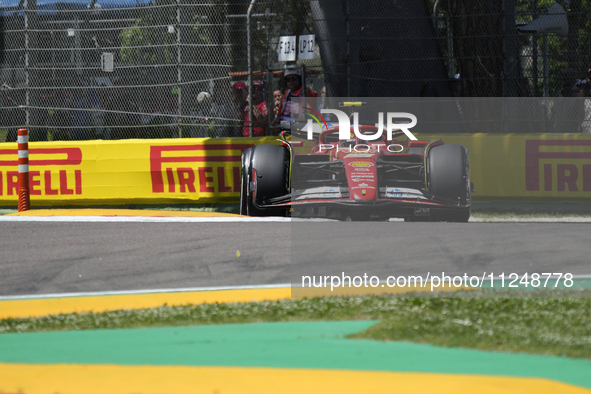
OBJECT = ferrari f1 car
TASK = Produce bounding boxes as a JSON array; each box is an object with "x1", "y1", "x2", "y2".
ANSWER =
[{"x1": 240, "y1": 124, "x2": 471, "y2": 222}]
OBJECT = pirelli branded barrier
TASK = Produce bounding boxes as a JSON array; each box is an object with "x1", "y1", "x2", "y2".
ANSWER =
[
  {"x1": 0, "y1": 134, "x2": 590, "y2": 206},
  {"x1": 0, "y1": 137, "x2": 280, "y2": 206}
]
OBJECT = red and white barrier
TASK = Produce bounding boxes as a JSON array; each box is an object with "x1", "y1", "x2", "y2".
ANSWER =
[{"x1": 17, "y1": 128, "x2": 30, "y2": 212}]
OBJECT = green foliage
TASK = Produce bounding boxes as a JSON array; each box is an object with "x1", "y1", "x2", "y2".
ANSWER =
[
  {"x1": 119, "y1": 0, "x2": 177, "y2": 65},
  {"x1": 428, "y1": 0, "x2": 591, "y2": 96}
]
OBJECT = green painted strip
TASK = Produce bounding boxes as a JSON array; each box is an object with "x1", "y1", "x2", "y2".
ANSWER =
[{"x1": 0, "y1": 321, "x2": 589, "y2": 388}]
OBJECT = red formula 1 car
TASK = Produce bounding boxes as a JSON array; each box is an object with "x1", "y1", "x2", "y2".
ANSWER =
[{"x1": 240, "y1": 124, "x2": 471, "y2": 221}]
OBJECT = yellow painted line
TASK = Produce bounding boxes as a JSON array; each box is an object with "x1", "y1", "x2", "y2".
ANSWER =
[
  {"x1": 0, "y1": 288, "x2": 292, "y2": 319},
  {"x1": 8, "y1": 208, "x2": 241, "y2": 217},
  {"x1": 1, "y1": 364, "x2": 588, "y2": 394},
  {"x1": 0, "y1": 284, "x2": 470, "y2": 320}
]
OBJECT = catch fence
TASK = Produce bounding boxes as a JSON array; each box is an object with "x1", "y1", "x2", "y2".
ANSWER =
[{"x1": 1, "y1": 0, "x2": 591, "y2": 141}]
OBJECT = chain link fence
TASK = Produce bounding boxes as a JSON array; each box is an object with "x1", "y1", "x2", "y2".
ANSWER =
[{"x1": 2, "y1": 0, "x2": 591, "y2": 141}]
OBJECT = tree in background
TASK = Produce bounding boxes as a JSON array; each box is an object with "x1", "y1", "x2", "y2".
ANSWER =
[{"x1": 433, "y1": 0, "x2": 591, "y2": 97}]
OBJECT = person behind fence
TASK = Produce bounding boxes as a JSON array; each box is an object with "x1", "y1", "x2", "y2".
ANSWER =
[
  {"x1": 90, "y1": 87, "x2": 107, "y2": 139},
  {"x1": 71, "y1": 83, "x2": 92, "y2": 140},
  {"x1": 4, "y1": 89, "x2": 26, "y2": 143},
  {"x1": 272, "y1": 89, "x2": 282, "y2": 124},
  {"x1": 231, "y1": 81, "x2": 248, "y2": 130},
  {"x1": 30, "y1": 103, "x2": 50, "y2": 142},
  {"x1": 209, "y1": 82, "x2": 236, "y2": 137},
  {"x1": 316, "y1": 85, "x2": 332, "y2": 122},
  {"x1": 552, "y1": 68, "x2": 584, "y2": 133},
  {"x1": 272, "y1": 69, "x2": 317, "y2": 129},
  {"x1": 189, "y1": 91, "x2": 213, "y2": 138},
  {"x1": 161, "y1": 88, "x2": 179, "y2": 138},
  {"x1": 448, "y1": 73, "x2": 470, "y2": 133},
  {"x1": 50, "y1": 89, "x2": 73, "y2": 141},
  {"x1": 140, "y1": 87, "x2": 171, "y2": 139},
  {"x1": 105, "y1": 79, "x2": 140, "y2": 140},
  {"x1": 558, "y1": 68, "x2": 579, "y2": 97},
  {"x1": 578, "y1": 69, "x2": 591, "y2": 133},
  {"x1": 242, "y1": 80, "x2": 268, "y2": 137}
]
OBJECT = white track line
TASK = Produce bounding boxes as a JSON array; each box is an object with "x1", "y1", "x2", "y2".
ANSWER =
[
  {"x1": 2, "y1": 275, "x2": 591, "y2": 301},
  {"x1": 470, "y1": 217, "x2": 591, "y2": 223},
  {"x1": 0, "y1": 216, "x2": 343, "y2": 223},
  {"x1": 0, "y1": 283, "x2": 292, "y2": 301},
  {"x1": 0, "y1": 216, "x2": 293, "y2": 223},
  {"x1": 2, "y1": 215, "x2": 591, "y2": 223}
]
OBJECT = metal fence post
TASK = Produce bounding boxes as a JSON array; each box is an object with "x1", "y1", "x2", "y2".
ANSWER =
[
  {"x1": 24, "y1": 0, "x2": 29, "y2": 130},
  {"x1": 502, "y1": 0, "x2": 518, "y2": 97},
  {"x1": 247, "y1": 0, "x2": 256, "y2": 138},
  {"x1": 177, "y1": 0, "x2": 181, "y2": 136}
]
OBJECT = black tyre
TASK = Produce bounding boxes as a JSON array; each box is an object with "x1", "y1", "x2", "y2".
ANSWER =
[
  {"x1": 427, "y1": 144, "x2": 471, "y2": 222},
  {"x1": 245, "y1": 144, "x2": 289, "y2": 217},
  {"x1": 239, "y1": 148, "x2": 252, "y2": 216}
]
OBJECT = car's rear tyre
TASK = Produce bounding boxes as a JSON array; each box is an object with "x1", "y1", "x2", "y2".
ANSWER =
[
  {"x1": 427, "y1": 144, "x2": 471, "y2": 222},
  {"x1": 243, "y1": 144, "x2": 289, "y2": 217}
]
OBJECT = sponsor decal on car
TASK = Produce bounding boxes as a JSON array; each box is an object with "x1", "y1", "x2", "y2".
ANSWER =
[
  {"x1": 344, "y1": 153, "x2": 374, "y2": 158},
  {"x1": 383, "y1": 187, "x2": 427, "y2": 199},
  {"x1": 293, "y1": 186, "x2": 344, "y2": 200},
  {"x1": 323, "y1": 188, "x2": 337, "y2": 198},
  {"x1": 348, "y1": 161, "x2": 374, "y2": 168},
  {"x1": 389, "y1": 188, "x2": 404, "y2": 198}
]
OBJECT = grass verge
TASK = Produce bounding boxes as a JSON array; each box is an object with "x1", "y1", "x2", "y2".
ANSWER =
[
  {"x1": 1, "y1": 289, "x2": 590, "y2": 359},
  {"x1": 471, "y1": 210, "x2": 591, "y2": 219},
  {"x1": 349, "y1": 295, "x2": 591, "y2": 359}
]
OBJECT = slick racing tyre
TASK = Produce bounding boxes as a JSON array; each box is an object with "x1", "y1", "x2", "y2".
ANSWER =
[
  {"x1": 239, "y1": 148, "x2": 252, "y2": 216},
  {"x1": 427, "y1": 144, "x2": 471, "y2": 222},
  {"x1": 244, "y1": 144, "x2": 290, "y2": 217}
]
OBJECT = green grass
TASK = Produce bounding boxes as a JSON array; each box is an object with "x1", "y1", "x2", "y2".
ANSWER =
[
  {"x1": 349, "y1": 296, "x2": 591, "y2": 359},
  {"x1": 2, "y1": 289, "x2": 590, "y2": 359}
]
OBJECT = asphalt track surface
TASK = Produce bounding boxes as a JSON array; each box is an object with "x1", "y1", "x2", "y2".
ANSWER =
[
  {"x1": 1, "y1": 210, "x2": 591, "y2": 394},
  {"x1": 1, "y1": 211, "x2": 590, "y2": 296}
]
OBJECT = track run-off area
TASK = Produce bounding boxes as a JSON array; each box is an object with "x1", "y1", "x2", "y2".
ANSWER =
[{"x1": 1, "y1": 209, "x2": 590, "y2": 393}]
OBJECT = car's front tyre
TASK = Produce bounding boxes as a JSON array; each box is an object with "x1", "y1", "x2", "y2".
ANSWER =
[{"x1": 241, "y1": 144, "x2": 290, "y2": 217}]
